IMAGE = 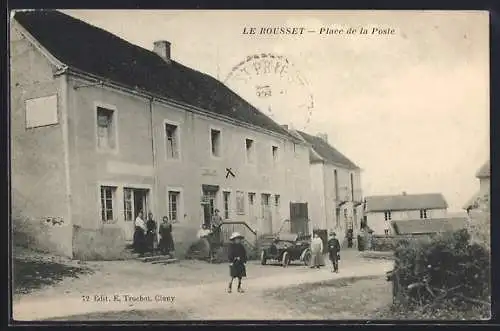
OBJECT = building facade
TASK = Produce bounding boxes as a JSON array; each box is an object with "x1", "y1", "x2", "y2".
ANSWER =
[
  {"x1": 364, "y1": 193, "x2": 448, "y2": 235},
  {"x1": 464, "y1": 160, "x2": 490, "y2": 213},
  {"x1": 10, "y1": 11, "x2": 311, "y2": 259},
  {"x1": 292, "y1": 131, "x2": 363, "y2": 242}
]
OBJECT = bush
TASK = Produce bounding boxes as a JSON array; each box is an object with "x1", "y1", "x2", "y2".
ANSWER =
[
  {"x1": 392, "y1": 229, "x2": 490, "y2": 318},
  {"x1": 467, "y1": 193, "x2": 490, "y2": 250},
  {"x1": 372, "y1": 235, "x2": 397, "y2": 251}
]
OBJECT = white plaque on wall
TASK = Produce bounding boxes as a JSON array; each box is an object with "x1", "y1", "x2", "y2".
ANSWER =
[{"x1": 25, "y1": 94, "x2": 58, "y2": 129}]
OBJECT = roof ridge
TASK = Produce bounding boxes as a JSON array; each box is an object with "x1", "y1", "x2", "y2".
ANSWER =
[
  {"x1": 13, "y1": 10, "x2": 296, "y2": 140},
  {"x1": 296, "y1": 130, "x2": 359, "y2": 169}
]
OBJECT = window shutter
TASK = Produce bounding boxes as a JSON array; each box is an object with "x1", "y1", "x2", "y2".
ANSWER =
[{"x1": 172, "y1": 134, "x2": 178, "y2": 158}]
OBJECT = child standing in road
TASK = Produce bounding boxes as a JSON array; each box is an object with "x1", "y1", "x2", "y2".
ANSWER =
[
  {"x1": 328, "y1": 231, "x2": 341, "y2": 273},
  {"x1": 227, "y1": 232, "x2": 247, "y2": 293}
]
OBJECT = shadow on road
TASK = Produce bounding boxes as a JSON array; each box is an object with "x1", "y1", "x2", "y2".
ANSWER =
[{"x1": 13, "y1": 258, "x2": 93, "y2": 295}]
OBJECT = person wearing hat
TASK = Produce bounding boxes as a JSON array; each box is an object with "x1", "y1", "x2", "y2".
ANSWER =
[
  {"x1": 328, "y1": 231, "x2": 341, "y2": 273},
  {"x1": 227, "y1": 232, "x2": 247, "y2": 293}
]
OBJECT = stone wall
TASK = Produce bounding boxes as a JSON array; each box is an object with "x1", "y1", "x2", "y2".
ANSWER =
[
  {"x1": 13, "y1": 217, "x2": 72, "y2": 257},
  {"x1": 72, "y1": 225, "x2": 132, "y2": 260}
]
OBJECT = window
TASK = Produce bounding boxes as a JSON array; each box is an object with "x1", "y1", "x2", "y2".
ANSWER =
[
  {"x1": 272, "y1": 145, "x2": 279, "y2": 164},
  {"x1": 350, "y1": 173, "x2": 355, "y2": 201},
  {"x1": 420, "y1": 209, "x2": 428, "y2": 219},
  {"x1": 100, "y1": 186, "x2": 116, "y2": 223},
  {"x1": 165, "y1": 123, "x2": 179, "y2": 159},
  {"x1": 96, "y1": 107, "x2": 116, "y2": 150},
  {"x1": 168, "y1": 191, "x2": 180, "y2": 222},
  {"x1": 274, "y1": 194, "x2": 281, "y2": 208},
  {"x1": 384, "y1": 211, "x2": 392, "y2": 221},
  {"x1": 210, "y1": 129, "x2": 221, "y2": 157},
  {"x1": 123, "y1": 188, "x2": 133, "y2": 221},
  {"x1": 25, "y1": 95, "x2": 58, "y2": 128},
  {"x1": 353, "y1": 208, "x2": 357, "y2": 229},
  {"x1": 246, "y1": 138, "x2": 255, "y2": 163},
  {"x1": 334, "y1": 169, "x2": 339, "y2": 200},
  {"x1": 362, "y1": 215, "x2": 368, "y2": 229},
  {"x1": 261, "y1": 193, "x2": 271, "y2": 218},
  {"x1": 248, "y1": 192, "x2": 255, "y2": 206},
  {"x1": 236, "y1": 191, "x2": 245, "y2": 215},
  {"x1": 223, "y1": 191, "x2": 231, "y2": 219}
]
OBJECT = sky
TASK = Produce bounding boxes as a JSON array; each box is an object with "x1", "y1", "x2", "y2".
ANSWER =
[{"x1": 63, "y1": 10, "x2": 489, "y2": 212}]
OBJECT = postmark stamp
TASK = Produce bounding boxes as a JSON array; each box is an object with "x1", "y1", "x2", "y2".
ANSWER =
[{"x1": 223, "y1": 53, "x2": 314, "y2": 129}]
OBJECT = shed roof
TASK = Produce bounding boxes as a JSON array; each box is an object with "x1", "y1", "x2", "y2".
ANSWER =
[
  {"x1": 365, "y1": 193, "x2": 448, "y2": 212},
  {"x1": 391, "y1": 217, "x2": 467, "y2": 235}
]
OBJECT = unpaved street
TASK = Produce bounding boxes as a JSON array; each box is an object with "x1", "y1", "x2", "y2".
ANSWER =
[{"x1": 13, "y1": 251, "x2": 393, "y2": 321}]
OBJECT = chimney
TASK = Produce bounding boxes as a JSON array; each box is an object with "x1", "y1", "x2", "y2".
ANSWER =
[
  {"x1": 402, "y1": 191, "x2": 407, "y2": 196},
  {"x1": 153, "y1": 40, "x2": 171, "y2": 63},
  {"x1": 316, "y1": 133, "x2": 328, "y2": 142},
  {"x1": 281, "y1": 124, "x2": 289, "y2": 130}
]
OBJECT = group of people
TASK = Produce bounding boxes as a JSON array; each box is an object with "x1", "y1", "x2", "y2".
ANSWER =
[
  {"x1": 133, "y1": 211, "x2": 175, "y2": 256},
  {"x1": 309, "y1": 231, "x2": 341, "y2": 273},
  {"x1": 225, "y1": 229, "x2": 343, "y2": 294}
]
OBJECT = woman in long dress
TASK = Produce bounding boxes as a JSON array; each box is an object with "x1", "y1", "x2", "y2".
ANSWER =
[
  {"x1": 133, "y1": 211, "x2": 147, "y2": 255},
  {"x1": 145, "y1": 212, "x2": 157, "y2": 254},
  {"x1": 159, "y1": 216, "x2": 175, "y2": 255}
]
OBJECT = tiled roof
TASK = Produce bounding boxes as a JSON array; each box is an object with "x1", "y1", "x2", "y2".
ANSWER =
[
  {"x1": 295, "y1": 131, "x2": 359, "y2": 169},
  {"x1": 364, "y1": 193, "x2": 448, "y2": 212},
  {"x1": 476, "y1": 160, "x2": 490, "y2": 178},
  {"x1": 391, "y1": 217, "x2": 467, "y2": 235},
  {"x1": 13, "y1": 10, "x2": 295, "y2": 139}
]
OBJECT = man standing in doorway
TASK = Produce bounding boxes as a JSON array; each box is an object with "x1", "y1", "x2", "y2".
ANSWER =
[{"x1": 211, "y1": 209, "x2": 223, "y2": 245}]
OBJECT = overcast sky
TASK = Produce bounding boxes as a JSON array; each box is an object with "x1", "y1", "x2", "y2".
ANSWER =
[{"x1": 63, "y1": 10, "x2": 489, "y2": 212}]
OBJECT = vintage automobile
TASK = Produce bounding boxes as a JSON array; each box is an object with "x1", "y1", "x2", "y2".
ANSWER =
[{"x1": 260, "y1": 232, "x2": 312, "y2": 267}]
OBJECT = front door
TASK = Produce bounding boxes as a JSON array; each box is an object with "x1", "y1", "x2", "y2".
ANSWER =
[
  {"x1": 290, "y1": 202, "x2": 309, "y2": 235},
  {"x1": 261, "y1": 193, "x2": 272, "y2": 234},
  {"x1": 123, "y1": 188, "x2": 150, "y2": 241},
  {"x1": 202, "y1": 185, "x2": 219, "y2": 227},
  {"x1": 248, "y1": 193, "x2": 257, "y2": 231}
]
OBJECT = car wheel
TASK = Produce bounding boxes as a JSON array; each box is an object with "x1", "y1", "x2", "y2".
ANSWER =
[
  {"x1": 302, "y1": 250, "x2": 311, "y2": 266},
  {"x1": 260, "y1": 250, "x2": 267, "y2": 265},
  {"x1": 282, "y1": 252, "x2": 290, "y2": 267}
]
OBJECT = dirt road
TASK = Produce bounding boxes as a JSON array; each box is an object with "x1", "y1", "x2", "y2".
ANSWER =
[{"x1": 13, "y1": 255, "x2": 393, "y2": 321}]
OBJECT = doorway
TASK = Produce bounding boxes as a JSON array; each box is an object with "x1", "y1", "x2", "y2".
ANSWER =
[
  {"x1": 202, "y1": 184, "x2": 219, "y2": 227},
  {"x1": 123, "y1": 187, "x2": 150, "y2": 241},
  {"x1": 261, "y1": 193, "x2": 272, "y2": 234},
  {"x1": 290, "y1": 202, "x2": 309, "y2": 235}
]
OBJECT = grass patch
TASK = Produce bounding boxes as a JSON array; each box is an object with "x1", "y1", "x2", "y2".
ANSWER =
[
  {"x1": 376, "y1": 301, "x2": 490, "y2": 320},
  {"x1": 13, "y1": 258, "x2": 93, "y2": 294},
  {"x1": 266, "y1": 275, "x2": 392, "y2": 319},
  {"x1": 47, "y1": 308, "x2": 192, "y2": 321}
]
